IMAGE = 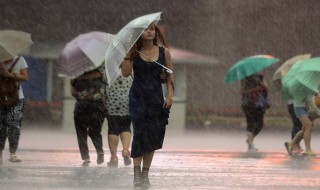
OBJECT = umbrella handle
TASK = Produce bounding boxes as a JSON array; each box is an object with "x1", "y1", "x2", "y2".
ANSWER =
[{"x1": 136, "y1": 50, "x2": 173, "y2": 73}]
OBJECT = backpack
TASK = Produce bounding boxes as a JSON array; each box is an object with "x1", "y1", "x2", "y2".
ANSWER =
[
  {"x1": 242, "y1": 91, "x2": 271, "y2": 110},
  {"x1": 0, "y1": 57, "x2": 20, "y2": 107}
]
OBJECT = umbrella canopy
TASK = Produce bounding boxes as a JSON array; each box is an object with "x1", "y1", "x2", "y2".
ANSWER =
[
  {"x1": 224, "y1": 55, "x2": 279, "y2": 83},
  {"x1": 58, "y1": 31, "x2": 113, "y2": 78},
  {"x1": 0, "y1": 30, "x2": 33, "y2": 62},
  {"x1": 281, "y1": 57, "x2": 320, "y2": 102},
  {"x1": 272, "y1": 54, "x2": 311, "y2": 91},
  {"x1": 104, "y1": 12, "x2": 162, "y2": 86}
]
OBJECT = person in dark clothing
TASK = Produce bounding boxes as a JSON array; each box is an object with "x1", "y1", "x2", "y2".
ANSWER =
[
  {"x1": 241, "y1": 73, "x2": 269, "y2": 152},
  {"x1": 71, "y1": 65, "x2": 106, "y2": 167},
  {"x1": 121, "y1": 22, "x2": 174, "y2": 188},
  {"x1": 287, "y1": 100, "x2": 303, "y2": 153}
]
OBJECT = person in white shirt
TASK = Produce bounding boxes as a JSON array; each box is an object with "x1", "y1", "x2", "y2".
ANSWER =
[
  {"x1": 0, "y1": 56, "x2": 28, "y2": 163},
  {"x1": 105, "y1": 75, "x2": 132, "y2": 168}
]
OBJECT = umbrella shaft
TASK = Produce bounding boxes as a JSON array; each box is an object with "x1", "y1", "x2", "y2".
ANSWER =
[{"x1": 136, "y1": 50, "x2": 173, "y2": 73}]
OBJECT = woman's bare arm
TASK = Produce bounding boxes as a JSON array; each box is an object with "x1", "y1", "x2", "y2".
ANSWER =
[
  {"x1": 163, "y1": 47, "x2": 174, "y2": 108},
  {"x1": 121, "y1": 58, "x2": 133, "y2": 77}
]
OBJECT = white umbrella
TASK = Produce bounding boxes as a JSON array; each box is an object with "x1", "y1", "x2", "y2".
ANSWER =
[
  {"x1": 104, "y1": 12, "x2": 162, "y2": 86},
  {"x1": 58, "y1": 31, "x2": 113, "y2": 78},
  {"x1": 271, "y1": 54, "x2": 311, "y2": 91},
  {"x1": 0, "y1": 30, "x2": 33, "y2": 62}
]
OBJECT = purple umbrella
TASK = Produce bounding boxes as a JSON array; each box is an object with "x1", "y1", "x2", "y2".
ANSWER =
[{"x1": 58, "y1": 31, "x2": 113, "y2": 78}]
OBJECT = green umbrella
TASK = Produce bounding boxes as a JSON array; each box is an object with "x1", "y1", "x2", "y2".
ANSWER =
[
  {"x1": 224, "y1": 55, "x2": 280, "y2": 83},
  {"x1": 271, "y1": 54, "x2": 311, "y2": 91},
  {"x1": 281, "y1": 57, "x2": 320, "y2": 102}
]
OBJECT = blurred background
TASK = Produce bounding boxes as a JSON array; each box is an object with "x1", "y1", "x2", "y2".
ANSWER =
[{"x1": 1, "y1": 0, "x2": 320, "y2": 133}]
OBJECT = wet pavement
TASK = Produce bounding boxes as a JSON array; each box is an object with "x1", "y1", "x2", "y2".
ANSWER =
[{"x1": 1, "y1": 129, "x2": 320, "y2": 190}]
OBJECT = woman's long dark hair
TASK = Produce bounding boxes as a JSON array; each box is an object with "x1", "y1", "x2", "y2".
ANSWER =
[{"x1": 130, "y1": 23, "x2": 168, "y2": 59}]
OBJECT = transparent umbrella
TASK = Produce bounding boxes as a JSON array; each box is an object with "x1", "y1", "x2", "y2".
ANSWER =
[{"x1": 104, "y1": 12, "x2": 162, "y2": 86}]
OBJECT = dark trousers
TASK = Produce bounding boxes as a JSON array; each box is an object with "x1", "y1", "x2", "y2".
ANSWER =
[
  {"x1": 287, "y1": 103, "x2": 302, "y2": 139},
  {"x1": 0, "y1": 99, "x2": 25, "y2": 153},
  {"x1": 243, "y1": 107, "x2": 265, "y2": 136},
  {"x1": 74, "y1": 101, "x2": 105, "y2": 160}
]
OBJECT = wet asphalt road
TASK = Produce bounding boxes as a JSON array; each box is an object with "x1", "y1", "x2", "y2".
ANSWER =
[{"x1": 1, "y1": 129, "x2": 320, "y2": 190}]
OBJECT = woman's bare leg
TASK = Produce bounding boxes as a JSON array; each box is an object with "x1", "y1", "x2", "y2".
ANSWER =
[
  {"x1": 108, "y1": 134, "x2": 119, "y2": 157},
  {"x1": 299, "y1": 115, "x2": 314, "y2": 153},
  {"x1": 142, "y1": 151, "x2": 155, "y2": 168},
  {"x1": 120, "y1": 132, "x2": 131, "y2": 150}
]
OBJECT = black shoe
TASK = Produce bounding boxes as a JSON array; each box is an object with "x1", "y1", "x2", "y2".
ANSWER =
[{"x1": 97, "y1": 153, "x2": 104, "y2": 165}]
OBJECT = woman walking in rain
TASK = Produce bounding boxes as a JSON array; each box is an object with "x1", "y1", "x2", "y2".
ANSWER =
[
  {"x1": 71, "y1": 65, "x2": 106, "y2": 166},
  {"x1": 0, "y1": 56, "x2": 28, "y2": 163},
  {"x1": 241, "y1": 73, "x2": 269, "y2": 152},
  {"x1": 285, "y1": 94, "x2": 316, "y2": 156},
  {"x1": 121, "y1": 22, "x2": 174, "y2": 188},
  {"x1": 106, "y1": 75, "x2": 132, "y2": 167},
  {"x1": 286, "y1": 99, "x2": 303, "y2": 153}
]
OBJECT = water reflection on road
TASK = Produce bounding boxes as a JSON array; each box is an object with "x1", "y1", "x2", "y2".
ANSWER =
[{"x1": 0, "y1": 130, "x2": 320, "y2": 189}]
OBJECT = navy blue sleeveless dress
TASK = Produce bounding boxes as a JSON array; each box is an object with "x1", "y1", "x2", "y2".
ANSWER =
[{"x1": 130, "y1": 46, "x2": 170, "y2": 158}]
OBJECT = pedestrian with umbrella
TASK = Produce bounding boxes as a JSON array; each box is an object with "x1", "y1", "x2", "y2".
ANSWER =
[
  {"x1": 283, "y1": 57, "x2": 320, "y2": 156},
  {"x1": 70, "y1": 65, "x2": 107, "y2": 166},
  {"x1": 118, "y1": 13, "x2": 173, "y2": 188},
  {"x1": 225, "y1": 55, "x2": 279, "y2": 152},
  {"x1": 59, "y1": 31, "x2": 113, "y2": 166},
  {"x1": 272, "y1": 54, "x2": 311, "y2": 154},
  {"x1": 0, "y1": 30, "x2": 32, "y2": 163}
]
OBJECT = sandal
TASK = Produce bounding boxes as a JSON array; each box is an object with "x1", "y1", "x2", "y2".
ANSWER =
[
  {"x1": 122, "y1": 149, "x2": 132, "y2": 166},
  {"x1": 303, "y1": 151, "x2": 317, "y2": 157},
  {"x1": 107, "y1": 155, "x2": 118, "y2": 167},
  {"x1": 284, "y1": 142, "x2": 292, "y2": 155}
]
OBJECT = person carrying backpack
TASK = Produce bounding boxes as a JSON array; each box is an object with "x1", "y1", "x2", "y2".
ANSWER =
[
  {"x1": 0, "y1": 56, "x2": 28, "y2": 164},
  {"x1": 241, "y1": 73, "x2": 269, "y2": 152}
]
